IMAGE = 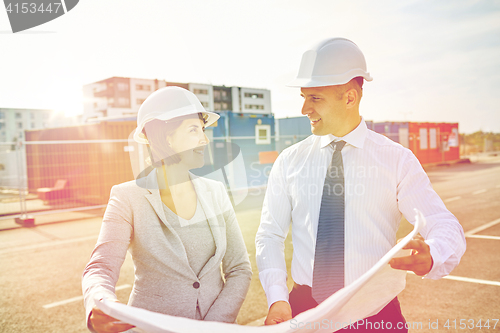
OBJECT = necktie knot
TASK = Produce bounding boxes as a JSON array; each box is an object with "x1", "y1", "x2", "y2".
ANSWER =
[{"x1": 331, "y1": 140, "x2": 346, "y2": 152}]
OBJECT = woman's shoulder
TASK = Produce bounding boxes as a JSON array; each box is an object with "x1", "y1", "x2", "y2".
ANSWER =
[{"x1": 111, "y1": 179, "x2": 150, "y2": 196}]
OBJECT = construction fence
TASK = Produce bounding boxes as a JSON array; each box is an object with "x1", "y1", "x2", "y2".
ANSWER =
[
  {"x1": 0, "y1": 120, "x2": 252, "y2": 221},
  {"x1": 0, "y1": 121, "x2": 136, "y2": 221}
]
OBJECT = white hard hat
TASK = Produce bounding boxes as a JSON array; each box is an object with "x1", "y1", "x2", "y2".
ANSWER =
[
  {"x1": 133, "y1": 86, "x2": 220, "y2": 144},
  {"x1": 288, "y1": 37, "x2": 373, "y2": 88}
]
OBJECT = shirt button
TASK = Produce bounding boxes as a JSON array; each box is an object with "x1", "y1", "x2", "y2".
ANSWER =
[{"x1": 193, "y1": 282, "x2": 200, "y2": 289}]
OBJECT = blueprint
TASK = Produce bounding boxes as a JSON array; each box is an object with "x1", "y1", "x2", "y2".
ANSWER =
[{"x1": 96, "y1": 209, "x2": 426, "y2": 333}]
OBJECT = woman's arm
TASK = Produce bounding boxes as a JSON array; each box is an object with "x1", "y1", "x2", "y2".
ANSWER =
[
  {"x1": 82, "y1": 185, "x2": 134, "y2": 332},
  {"x1": 203, "y1": 182, "x2": 252, "y2": 323}
]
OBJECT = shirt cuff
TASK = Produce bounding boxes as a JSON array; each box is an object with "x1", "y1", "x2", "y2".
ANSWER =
[
  {"x1": 422, "y1": 239, "x2": 444, "y2": 279},
  {"x1": 266, "y1": 284, "x2": 290, "y2": 309}
]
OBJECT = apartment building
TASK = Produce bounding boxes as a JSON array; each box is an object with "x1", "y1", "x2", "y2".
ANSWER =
[
  {"x1": 0, "y1": 108, "x2": 77, "y2": 142},
  {"x1": 82, "y1": 77, "x2": 271, "y2": 121}
]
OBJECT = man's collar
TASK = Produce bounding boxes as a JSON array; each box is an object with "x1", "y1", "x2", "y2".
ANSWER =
[{"x1": 319, "y1": 117, "x2": 368, "y2": 149}]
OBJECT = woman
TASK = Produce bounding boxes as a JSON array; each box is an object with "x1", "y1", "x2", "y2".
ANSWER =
[{"x1": 82, "y1": 87, "x2": 252, "y2": 333}]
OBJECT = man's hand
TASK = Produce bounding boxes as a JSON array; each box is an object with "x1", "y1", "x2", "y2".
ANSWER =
[
  {"x1": 264, "y1": 301, "x2": 292, "y2": 325},
  {"x1": 389, "y1": 235, "x2": 434, "y2": 276}
]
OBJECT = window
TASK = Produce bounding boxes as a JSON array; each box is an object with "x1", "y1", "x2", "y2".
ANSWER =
[
  {"x1": 419, "y1": 128, "x2": 428, "y2": 150},
  {"x1": 221, "y1": 90, "x2": 228, "y2": 98},
  {"x1": 30, "y1": 112, "x2": 35, "y2": 119},
  {"x1": 214, "y1": 102, "x2": 222, "y2": 111},
  {"x1": 137, "y1": 98, "x2": 146, "y2": 105},
  {"x1": 117, "y1": 83, "x2": 129, "y2": 91},
  {"x1": 213, "y1": 90, "x2": 221, "y2": 99},
  {"x1": 136, "y1": 84, "x2": 151, "y2": 91},
  {"x1": 16, "y1": 112, "x2": 22, "y2": 119},
  {"x1": 201, "y1": 101, "x2": 209, "y2": 108},
  {"x1": 449, "y1": 128, "x2": 459, "y2": 147},
  {"x1": 193, "y1": 89, "x2": 208, "y2": 95},
  {"x1": 245, "y1": 92, "x2": 263, "y2": 99},
  {"x1": 429, "y1": 128, "x2": 437, "y2": 149},
  {"x1": 399, "y1": 127, "x2": 409, "y2": 148},
  {"x1": 245, "y1": 104, "x2": 264, "y2": 110},
  {"x1": 0, "y1": 111, "x2": 4, "y2": 119},
  {"x1": 255, "y1": 124, "x2": 271, "y2": 145},
  {"x1": 18, "y1": 122, "x2": 23, "y2": 129},
  {"x1": 118, "y1": 98, "x2": 130, "y2": 106},
  {"x1": 31, "y1": 122, "x2": 35, "y2": 129}
]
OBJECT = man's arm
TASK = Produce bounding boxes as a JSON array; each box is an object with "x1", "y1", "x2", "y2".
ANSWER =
[
  {"x1": 394, "y1": 150, "x2": 466, "y2": 278},
  {"x1": 255, "y1": 154, "x2": 293, "y2": 324}
]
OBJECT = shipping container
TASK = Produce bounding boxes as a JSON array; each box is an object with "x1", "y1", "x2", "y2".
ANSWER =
[
  {"x1": 375, "y1": 121, "x2": 461, "y2": 164},
  {"x1": 373, "y1": 122, "x2": 410, "y2": 149},
  {"x1": 196, "y1": 111, "x2": 276, "y2": 189},
  {"x1": 275, "y1": 116, "x2": 311, "y2": 152}
]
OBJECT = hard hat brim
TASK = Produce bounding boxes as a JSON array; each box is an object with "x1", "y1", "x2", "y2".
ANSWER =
[
  {"x1": 287, "y1": 71, "x2": 373, "y2": 88},
  {"x1": 133, "y1": 110, "x2": 220, "y2": 144}
]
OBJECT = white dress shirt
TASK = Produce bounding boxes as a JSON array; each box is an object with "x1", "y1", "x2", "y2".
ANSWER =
[{"x1": 255, "y1": 118, "x2": 466, "y2": 308}]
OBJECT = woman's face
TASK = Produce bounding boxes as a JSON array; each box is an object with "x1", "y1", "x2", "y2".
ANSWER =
[{"x1": 167, "y1": 117, "x2": 209, "y2": 169}]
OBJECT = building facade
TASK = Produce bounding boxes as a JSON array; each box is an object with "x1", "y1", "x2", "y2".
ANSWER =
[
  {"x1": 0, "y1": 108, "x2": 59, "y2": 142},
  {"x1": 82, "y1": 77, "x2": 272, "y2": 121}
]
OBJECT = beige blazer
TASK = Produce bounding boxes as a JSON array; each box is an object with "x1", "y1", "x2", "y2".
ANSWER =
[{"x1": 82, "y1": 169, "x2": 252, "y2": 330}]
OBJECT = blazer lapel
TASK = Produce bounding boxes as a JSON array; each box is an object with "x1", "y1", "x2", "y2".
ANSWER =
[
  {"x1": 144, "y1": 169, "x2": 193, "y2": 267},
  {"x1": 191, "y1": 175, "x2": 225, "y2": 280}
]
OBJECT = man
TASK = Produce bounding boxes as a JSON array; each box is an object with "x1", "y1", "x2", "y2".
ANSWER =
[{"x1": 255, "y1": 38, "x2": 466, "y2": 331}]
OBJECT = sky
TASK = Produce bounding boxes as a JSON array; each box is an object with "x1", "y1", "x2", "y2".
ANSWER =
[{"x1": 1, "y1": 0, "x2": 499, "y2": 133}]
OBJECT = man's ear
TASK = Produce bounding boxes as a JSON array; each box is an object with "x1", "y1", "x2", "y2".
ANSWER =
[{"x1": 345, "y1": 88, "x2": 358, "y2": 109}]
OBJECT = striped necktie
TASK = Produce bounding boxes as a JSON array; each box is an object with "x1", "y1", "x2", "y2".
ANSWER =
[{"x1": 312, "y1": 140, "x2": 346, "y2": 304}]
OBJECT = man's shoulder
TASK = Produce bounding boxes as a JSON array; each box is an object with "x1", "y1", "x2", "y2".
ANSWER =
[
  {"x1": 279, "y1": 135, "x2": 317, "y2": 159},
  {"x1": 365, "y1": 129, "x2": 410, "y2": 155}
]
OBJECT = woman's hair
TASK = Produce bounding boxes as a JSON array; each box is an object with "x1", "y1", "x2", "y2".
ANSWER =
[{"x1": 143, "y1": 113, "x2": 207, "y2": 167}]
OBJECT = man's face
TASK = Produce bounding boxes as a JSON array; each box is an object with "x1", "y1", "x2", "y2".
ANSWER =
[{"x1": 300, "y1": 85, "x2": 349, "y2": 137}]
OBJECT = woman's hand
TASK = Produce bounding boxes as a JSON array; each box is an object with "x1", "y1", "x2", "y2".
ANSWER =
[{"x1": 89, "y1": 301, "x2": 135, "y2": 333}]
